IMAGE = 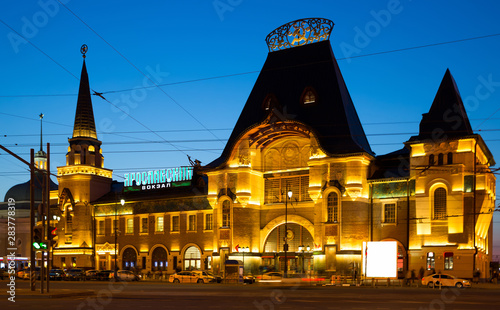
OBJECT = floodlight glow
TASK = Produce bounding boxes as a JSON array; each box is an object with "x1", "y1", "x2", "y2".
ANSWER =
[{"x1": 364, "y1": 241, "x2": 397, "y2": 278}]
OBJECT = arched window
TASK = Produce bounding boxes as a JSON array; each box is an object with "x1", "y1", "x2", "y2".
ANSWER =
[
  {"x1": 429, "y1": 154, "x2": 435, "y2": 166},
  {"x1": 433, "y1": 188, "x2": 447, "y2": 220},
  {"x1": 447, "y1": 152, "x2": 453, "y2": 164},
  {"x1": 151, "y1": 247, "x2": 168, "y2": 271},
  {"x1": 438, "y1": 153, "x2": 444, "y2": 165},
  {"x1": 327, "y1": 192, "x2": 338, "y2": 223},
  {"x1": 301, "y1": 87, "x2": 317, "y2": 105},
  {"x1": 222, "y1": 200, "x2": 230, "y2": 227},
  {"x1": 122, "y1": 248, "x2": 137, "y2": 270},
  {"x1": 184, "y1": 246, "x2": 201, "y2": 270},
  {"x1": 262, "y1": 94, "x2": 279, "y2": 111}
]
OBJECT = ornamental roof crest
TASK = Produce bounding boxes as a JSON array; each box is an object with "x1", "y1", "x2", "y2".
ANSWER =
[{"x1": 265, "y1": 18, "x2": 334, "y2": 52}]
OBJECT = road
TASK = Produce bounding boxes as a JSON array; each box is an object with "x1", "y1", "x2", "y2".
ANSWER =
[{"x1": 2, "y1": 279, "x2": 499, "y2": 309}]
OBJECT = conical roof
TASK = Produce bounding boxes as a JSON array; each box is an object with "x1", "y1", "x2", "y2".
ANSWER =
[
  {"x1": 209, "y1": 39, "x2": 373, "y2": 167},
  {"x1": 72, "y1": 60, "x2": 97, "y2": 139},
  {"x1": 411, "y1": 69, "x2": 473, "y2": 141}
]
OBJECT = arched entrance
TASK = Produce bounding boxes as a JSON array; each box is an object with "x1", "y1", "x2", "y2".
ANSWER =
[
  {"x1": 263, "y1": 223, "x2": 314, "y2": 274},
  {"x1": 184, "y1": 246, "x2": 201, "y2": 270},
  {"x1": 122, "y1": 248, "x2": 137, "y2": 270},
  {"x1": 151, "y1": 247, "x2": 168, "y2": 271}
]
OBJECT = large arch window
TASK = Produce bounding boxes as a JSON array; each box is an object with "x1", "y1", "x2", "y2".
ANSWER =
[
  {"x1": 433, "y1": 187, "x2": 447, "y2": 220},
  {"x1": 447, "y1": 152, "x2": 453, "y2": 164},
  {"x1": 222, "y1": 200, "x2": 231, "y2": 227},
  {"x1": 151, "y1": 247, "x2": 168, "y2": 271},
  {"x1": 122, "y1": 248, "x2": 137, "y2": 270},
  {"x1": 184, "y1": 246, "x2": 201, "y2": 270},
  {"x1": 327, "y1": 192, "x2": 339, "y2": 223}
]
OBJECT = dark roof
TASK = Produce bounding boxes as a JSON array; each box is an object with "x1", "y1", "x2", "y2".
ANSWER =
[
  {"x1": 208, "y1": 40, "x2": 373, "y2": 168},
  {"x1": 410, "y1": 69, "x2": 473, "y2": 141},
  {"x1": 4, "y1": 171, "x2": 58, "y2": 203},
  {"x1": 72, "y1": 60, "x2": 97, "y2": 139},
  {"x1": 369, "y1": 147, "x2": 410, "y2": 180}
]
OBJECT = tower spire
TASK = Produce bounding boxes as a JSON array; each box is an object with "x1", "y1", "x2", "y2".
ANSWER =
[
  {"x1": 39, "y1": 113, "x2": 44, "y2": 152},
  {"x1": 72, "y1": 44, "x2": 97, "y2": 140}
]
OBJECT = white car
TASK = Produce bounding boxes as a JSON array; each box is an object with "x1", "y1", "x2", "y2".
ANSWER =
[{"x1": 422, "y1": 274, "x2": 471, "y2": 288}]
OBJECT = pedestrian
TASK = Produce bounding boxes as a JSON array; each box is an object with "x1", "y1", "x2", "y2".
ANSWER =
[
  {"x1": 405, "y1": 270, "x2": 411, "y2": 286},
  {"x1": 411, "y1": 269, "x2": 416, "y2": 285},
  {"x1": 418, "y1": 267, "x2": 425, "y2": 280}
]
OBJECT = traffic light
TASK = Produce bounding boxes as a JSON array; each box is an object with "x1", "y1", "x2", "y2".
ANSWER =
[
  {"x1": 48, "y1": 226, "x2": 57, "y2": 241},
  {"x1": 33, "y1": 227, "x2": 47, "y2": 250}
]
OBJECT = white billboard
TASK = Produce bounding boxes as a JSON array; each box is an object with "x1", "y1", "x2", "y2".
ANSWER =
[{"x1": 363, "y1": 241, "x2": 397, "y2": 278}]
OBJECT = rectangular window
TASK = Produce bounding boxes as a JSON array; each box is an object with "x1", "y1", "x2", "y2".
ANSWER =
[
  {"x1": 384, "y1": 203, "x2": 396, "y2": 223},
  {"x1": 264, "y1": 174, "x2": 311, "y2": 204},
  {"x1": 97, "y1": 220, "x2": 104, "y2": 235},
  {"x1": 141, "y1": 217, "x2": 148, "y2": 233},
  {"x1": 426, "y1": 252, "x2": 435, "y2": 270},
  {"x1": 444, "y1": 252, "x2": 453, "y2": 270},
  {"x1": 205, "y1": 214, "x2": 213, "y2": 230},
  {"x1": 172, "y1": 216, "x2": 179, "y2": 232},
  {"x1": 156, "y1": 216, "x2": 164, "y2": 232},
  {"x1": 112, "y1": 218, "x2": 118, "y2": 235},
  {"x1": 188, "y1": 214, "x2": 196, "y2": 231},
  {"x1": 126, "y1": 218, "x2": 134, "y2": 234}
]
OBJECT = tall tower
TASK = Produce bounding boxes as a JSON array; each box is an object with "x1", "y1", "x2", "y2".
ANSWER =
[
  {"x1": 56, "y1": 46, "x2": 112, "y2": 267},
  {"x1": 35, "y1": 113, "x2": 47, "y2": 170}
]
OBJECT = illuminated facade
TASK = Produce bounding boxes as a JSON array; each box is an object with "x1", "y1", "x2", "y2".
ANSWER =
[{"x1": 45, "y1": 19, "x2": 495, "y2": 280}]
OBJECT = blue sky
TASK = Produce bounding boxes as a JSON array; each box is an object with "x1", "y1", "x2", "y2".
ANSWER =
[{"x1": 1, "y1": 1, "x2": 499, "y2": 255}]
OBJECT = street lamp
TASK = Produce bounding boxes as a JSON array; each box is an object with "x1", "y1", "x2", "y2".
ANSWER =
[
  {"x1": 284, "y1": 186, "x2": 292, "y2": 278},
  {"x1": 114, "y1": 198, "x2": 124, "y2": 279},
  {"x1": 241, "y1": 247, "x2": 249, "y2": 277}
]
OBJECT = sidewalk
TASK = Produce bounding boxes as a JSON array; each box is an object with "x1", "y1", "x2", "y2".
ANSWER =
[{"x1": 13, "y1": 288, "x2": 95, "y2": 299}]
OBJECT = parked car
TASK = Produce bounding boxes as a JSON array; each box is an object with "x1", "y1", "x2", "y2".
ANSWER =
[
  {"x1": 110, "y1": 270, "x2": 141, "y2": 281},
  {"x1": 0, "y1": 268, "x2": 10, "y2": 280},
  {"x1": 65, "y1": 269, "x2": 85, "y2": 281},
  {"x1": 85, "y1": 270, "x2": 99, "y2": 280},
  {"x1": 169, "y1": 270, "x2": 215, "y2": 283},
  {"x1": 18, "y1": 267, "x2": 40, "y2": 280},
  {"x1": 205, "y1": 271, "x2": 222, "y2": 283},
  {"x1": 49, "y1": 269, "x2": 66, "y2": 281},
  {"x1": 258, "y1": 272, "x2": 283, "y2": 282},
  {"x1": 422, "y1": 274, "x2": 471, "y2": 288},
  {"x1": 96, "y1": 270, "x2": 114, "y2": 281},
  {"x1": 244, "y1": 274, "x2": 256, "y2": 284}
]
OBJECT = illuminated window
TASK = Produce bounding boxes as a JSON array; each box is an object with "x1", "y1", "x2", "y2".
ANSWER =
[
  {"x1": 301, "y1": 87, "x2": 317, "y2": 105},
  {"x1": 156, "y1": 216, "x2": 164, "y2": 232},
  {"x1": 327, "y1": 192, "x2": 338, "y2": 223},
  {"x1": 438, "y1": 153, "x2": 444, "y2": 165},
  {"x1": 88, "y1": 145, "x2": 95, "y2": 152},
  {"x1": 205, "y1": 213, "x2": 213, "y2": 230},
  {"x1": 152, "y1": 247, "x2": 168, "y2": 271},
  {"x1": 188, "y1": 214, "x2": 196, "y2": 231},
  {"x1": 126, "y1": 218, "x2": 134, "y2": 234},
  {"x1": 433, "y1": 188, "x2": 447, "y2": 220},
  {"x1": 172, "y1": 216, "x2": 179, "y2": 232},
  {"x1": 384, "y1": 203, "x2": 396, "y2": 223},
  {"x1": 141, "y1": 217, "x2": 148, "y2": 233},
  {"x1": 222, "y1": 200, "x2": 231, "y2": 227},
  {"x1": 264, "y1": 175, "x2": 311, "y2": 204},
  {"x1": 447, "y1": 152, "x2": 453, "y2": 164},
  {"x1": 429, "y1": 154, "x2": 435, "y2": 166},
  {"x1": 426, "y1": 252, "x2": 435, "y2": 270},
  {"x1": 444, "y1": 252, "x2": 453, "y2": 270},
  {"x1": 262, "y1": 93, "x2": 279, "y2": 111}
]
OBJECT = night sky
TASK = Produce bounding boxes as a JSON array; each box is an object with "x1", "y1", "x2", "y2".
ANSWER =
[{"x1": 1, "y1": 1, "x2": 499, "y2": 255}]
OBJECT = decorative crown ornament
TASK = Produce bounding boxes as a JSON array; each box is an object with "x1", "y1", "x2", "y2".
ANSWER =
[{"x1": 265, "y1": 18, "x2": 334, "y2": 52}]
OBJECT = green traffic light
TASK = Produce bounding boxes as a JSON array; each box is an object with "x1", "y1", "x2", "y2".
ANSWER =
[{"x1": 33, "y1": 242, "x2": 47, "y2": 250}]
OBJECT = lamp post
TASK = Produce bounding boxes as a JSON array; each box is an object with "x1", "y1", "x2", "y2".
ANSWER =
[
  {"x1": 114, "y1": 199, "x2": 124, "y2": 279},
  {"x1": 284, "y1": 186, "x2": 292, "y2": 278},
  {"x1": 242, "y1": 247, "x2": 249, "y2": 277}
]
